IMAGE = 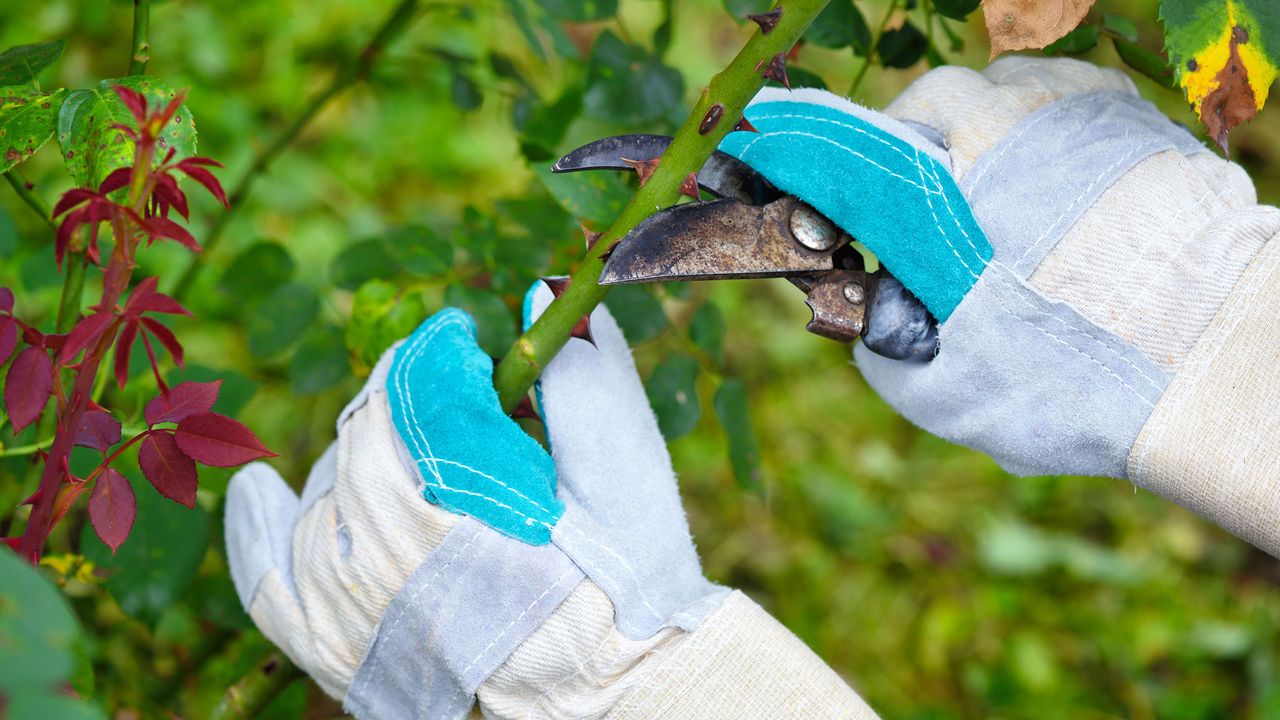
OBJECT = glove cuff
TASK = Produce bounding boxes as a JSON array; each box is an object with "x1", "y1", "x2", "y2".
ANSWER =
[{"x1": 1128, "y1": 232, "x2": 1280, "y2": 558}]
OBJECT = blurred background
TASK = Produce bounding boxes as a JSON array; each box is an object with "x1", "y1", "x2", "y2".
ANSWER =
[{"x1": 2, "y1": 0, "x2": 1279, "y2": 717}]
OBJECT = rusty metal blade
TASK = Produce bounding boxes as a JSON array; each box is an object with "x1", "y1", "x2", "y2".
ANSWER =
[
  {"x1": 599, "y1": 196, "x2": 840, "y2": 284},
  {"x1": 552, "y1": 134, "x2": 781, "y2": 204}
]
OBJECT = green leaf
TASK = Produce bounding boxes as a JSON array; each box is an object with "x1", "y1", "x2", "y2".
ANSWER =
[
  {"x1": 776, "y1": 65, "x2": 828, "y2": 90},
  {"x1": 329, "y1": 238, "x2": 399, "y2": 291},
  {"x1": 0, "y1": 40, "x2": 66, "y2": 85},
  {"x1": 689, "y1": 301, "x2": 725, "y2": 365},
  {"x1": 0, "y1": 86, "x2": 65, "y2": 172},
  {"x1": 877, "y1": 21, "x2": 928, "y2": 69},
  {"x1": 246, "y1": 282, "x2": 319, "y2": 358},
  {"x1": 1160, "y1": 0, "x2": 1278, "y2": 149},
  {"x1": 384, "y1": 224, "x2": 453, "y2": 277},
  {"x1": 1043, "y1": 25, "x2": 1100, "y2": 55},
  {"x1": 605, "y1": 285, "x2": 667, "y2": 344},
  {"x1": 930, "y1": 0, "x2": 980, "y2": 21},
  {"x1": 714, "y1": 378, "x2": 762, "y2": 491},
  {"x1": 444, "y1": 285, "x2": 516, "y2": 357},
  {"x1": 346, "y1": 280, "x2": 426, "y2": 375},
  {"x1": 0, "y1": 549, "x2": 82, "y2": 691},
  {"x1": 804, "y1": 0, "x2": 871, "y2": 53},
  {"x1": 57, "y1": 76, "x2": 197, "y2": 190},
  {"x1": 1102, "y1": 13, "x2": 1139, "y2": 42},
  {"x1": 289, "y1": 324, "x2": 350, "y2": 395},
  {"x1": 220, "y1": 242, "x2": 294, "y2": 302},
  {"x1": 645, "y1": 353, "x2": 701, "y2": 440},
  {"x1": 584, "y1": 31, "x2": 684, "y2": 125},
  {"x1": 535, "y1": 163, "x2": 631, "y2": 228},
  {"x1": 722, "y1": 0, "x2": 773, "y2": 18},
  {"x1": 1113, "y1": 37, "x2": 1174, "y2": 89},
  {"x1": 5, "y1": 694, "x2": 104, "y2": 720},
  {"x1": 519, "y1": 85, "x2": 583, "y2": 162},
  {"x1": 542, "y1": 0, "x2": 617, "y2": 21},
  {"x1": 449, "y1": 63, "x2": 483, "y2": 111},
  {"x1": 81, "y1": 473, "x2": 210, "y2": 625}
]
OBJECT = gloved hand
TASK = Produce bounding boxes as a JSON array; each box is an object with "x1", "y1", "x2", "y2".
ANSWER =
[
  {"x1": 720, "y1": 56, "x2": 1280, "y2": 556},
  {"x1": 225, "y1": 285, "x2": 875, "y2": 719}
]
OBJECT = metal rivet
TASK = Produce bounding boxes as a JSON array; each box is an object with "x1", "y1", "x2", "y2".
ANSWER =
[
  {"x1": 842, "y1": 282, "x2": 865, "y2": 305},
  {"x1": 789, "y1": 204, "x2": 838, "y2": 252}
]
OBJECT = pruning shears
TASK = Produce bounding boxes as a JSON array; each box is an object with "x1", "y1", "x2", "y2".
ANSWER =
[{"x1": 553, "y1": 134, "x2": 940, "y2": 362}]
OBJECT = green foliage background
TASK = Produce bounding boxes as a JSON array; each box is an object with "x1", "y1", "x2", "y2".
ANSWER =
[{"x1": 2, "y1": 0, "x2": 1280, "y2": 718}]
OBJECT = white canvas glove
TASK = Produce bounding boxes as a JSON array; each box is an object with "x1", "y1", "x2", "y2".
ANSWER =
[
  {"x1": 724, "y1": 56, "x2": 1280, "y2": 555},
  {"x1": 225, "y1": 288, "x2": 875, "y2": 718}
]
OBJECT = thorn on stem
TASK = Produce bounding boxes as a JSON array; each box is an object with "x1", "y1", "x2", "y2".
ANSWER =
[
  {"x1": 679, "y1": 172, "x2": 701, "y2": 201},
  {"x1": 579, "y1": 223, "x2": 605, "y2": 251},
  {"x1": 511, "y1": 394, "x2": 541, "y2": 421},
  {"x1": 620, "y1": 156, "x2": 661, "y2": 186},
  {"x1": 541, "y1": 277, "x2": 571, "y2": 298},
  {"x1": 601, "y1": 240, "x2": 621, "y2": 262},
  {"x1": 756, "y1": 53, "x2": 790, "y2": 89},
  {"x1": 734, "y1": 117, "x2": 759, "y2": 133},
  {"x1": 747, "y1": 7, "x2": 782, "y2": 34},
  {"x1": 570, "y1": 315, "x2": 595, "y2": 347}
]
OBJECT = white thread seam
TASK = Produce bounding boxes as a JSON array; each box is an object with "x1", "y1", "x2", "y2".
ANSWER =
[
  {"x1": 441, "y1": 567, "x2": 579, "y2": 719},
  {"x1": 559, "y1": 522, "x2": 664, "y2": 622},
  {"x1": 350, "y1": 527, "x2": 483, "y2": 701}
]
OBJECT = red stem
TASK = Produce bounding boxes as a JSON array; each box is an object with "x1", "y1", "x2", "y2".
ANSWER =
[{"x1": 16, "y1": 139, "x2": 158, "y2": 564}]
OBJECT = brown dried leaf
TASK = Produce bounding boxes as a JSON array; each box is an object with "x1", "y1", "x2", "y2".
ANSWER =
[{"x1": 981, "y1": 0, "x2": 1096, "y2": 58}]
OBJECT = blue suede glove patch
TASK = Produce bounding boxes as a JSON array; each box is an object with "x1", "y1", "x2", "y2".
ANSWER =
[
  {"x1": 718, "y1": 100, "x2": 993, "y2": 322},
  {"x1": 385, "y1": 309, "x2": 562, "y2": 544}
]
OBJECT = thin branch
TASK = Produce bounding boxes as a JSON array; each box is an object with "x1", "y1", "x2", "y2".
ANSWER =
[
  {"x1": 492, "y1": 0, "x2": 832, "y2": 413},
  {"x1": 169, "y1": 0, "x2": 421, "y2": 299},
  {"x1": 128, "y1": 0, "x2": 152, "y2": 75},
  {"x1": 209, "y1": 652, "x2": 302, "y2": 720},
  {"x1": 3, "y1": 170, "x2": 57, "y2": 231},
  {"x1": 3, "y1": 169, "x2": 87, "y2": 333},
  {"x1": 849, "y1": 0, "x2": 898, "y2": 97}
]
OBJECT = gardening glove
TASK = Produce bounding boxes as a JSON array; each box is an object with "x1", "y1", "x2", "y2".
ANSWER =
[
  {"x1": 225, "y1": 285, "x2": 879, "y2": 719},
  {"x1": 720, "y1": 56, "x2": 1280, "y2": 557}
]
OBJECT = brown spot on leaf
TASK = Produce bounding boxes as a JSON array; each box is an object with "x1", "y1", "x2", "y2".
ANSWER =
[
  {"x1": 1201, "y1": 28, "x2": 1258, "y2": 154},
  {"x1": 981, "y1": 0, "x2": 1095, "y2": 58},
  {"x1": 4, "y1": 148, "x2": 18, "y2": 164}
]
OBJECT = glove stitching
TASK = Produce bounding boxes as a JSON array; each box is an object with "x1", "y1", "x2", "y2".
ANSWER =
[
  {"x1": 962, "y1": 101, "x2": 1057, "y2": 194},
  {"x1": 921, "y1": 150, "x2": 991, "y2": 269},
  {"x1": 913, "y1": 147, "x2": 984, "y2": 280},
  {"x1": 991, "y1": 262, "x2": 1166, "y2": 395},
  {"x1": 394, "y1": 314, "x2": 558, "y2": 529},
  {"x1": 525, "y1": 622, "x2": 620, "y2": 716},
  {"x1": 559, "y1": 522, "x2": 665, "y2": 622},
  {"x1": 985, "y1": 266, "x2": 1157, "y2": 408},
  {"x1": 442, "y1": 567, "x2": 580, "y2": 719},
  {"x1": 748, "y1": 111, "x2": 920, "y2": 167},
  {"x1": 391, "y1": 314, "x2": 467, "y2": 485},
  {"x1": 349, "y1": 527, "x2": 484, "y2": 703},
  {"x1": 1013, "y1": 138, "x2": 1165, "y2": 273},
  {"x1": 735, "y1": 130, "x2": 929, "y2": 193}
]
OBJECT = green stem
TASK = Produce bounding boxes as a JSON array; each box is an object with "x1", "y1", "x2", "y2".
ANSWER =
[
  {"x1": 0, "y1": 436, "x2": 56, "y2": 458},
  {"x1": 849, "y1": 0, "x2": 898, "y2": 97},
  {"x1": 3, "y1": 169, "x2": 85, "y2": 332},
  {"x1": 168, "y1": 0, "x2": 421, "y2": 299},
  {"x1": 209, "y1": 652, "x2": 302, "y2": 720},
  {"x1": 492, "y1": 0, "x2": 831, "y2": 413},
  {"x1": 3, "y1": 170, "x2": 57, "y2": 231},
  {"x1": 128, "y1": 0, "x2": 151, "y2": 75}
]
